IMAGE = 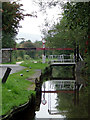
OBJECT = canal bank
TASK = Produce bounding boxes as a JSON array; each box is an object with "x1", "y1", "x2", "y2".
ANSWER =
[
  {"x1": 1, "y1": 94, "x2": 35, "y2": 120},
  {"x1": 1, "y1": 61, "x2": 48, "y2": 119}
]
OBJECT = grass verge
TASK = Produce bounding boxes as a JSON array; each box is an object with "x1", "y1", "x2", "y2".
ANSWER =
[
  {"x1": 20, "y1": 60, "x2": 48, "y2": 70},
  {"x1": 2, "y1": 61, "x2": 48, "y2": 116}
]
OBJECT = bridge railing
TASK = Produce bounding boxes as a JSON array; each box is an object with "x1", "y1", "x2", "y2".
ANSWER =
[
  {"x1": 48, "y1": 80, "x2": 76, "y2": 90},
  {"x1": 48, "y1": 54, "x2": 75, "y2": 63},
  {"x1": 79, "y1": 54, "x2": 84, "y2": 61}
]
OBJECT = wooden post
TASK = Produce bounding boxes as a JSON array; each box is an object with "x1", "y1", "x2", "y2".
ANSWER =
[
  {"x1": 74, "y1": 82, "x2": 77, "y2": 105},
  {"x1": 77, "y1": 45, "x2": 79, "y2": 62},
  {"x1": 74, "y1": 45, "x2": 76, "y2": 62},
  {"x1": 2, "y1": 67, "x2": 12, "y2": 83}
]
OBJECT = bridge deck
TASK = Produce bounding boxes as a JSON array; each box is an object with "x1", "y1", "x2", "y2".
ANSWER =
[
  {"x1": 42, "y1": 90, "x2": 74, "y2": 93},
  {"x1": 50, "y1": 62, "x2": 76, "y2": 66}
]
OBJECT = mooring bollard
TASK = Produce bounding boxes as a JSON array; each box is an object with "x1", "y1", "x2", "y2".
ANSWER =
[{"x1": 2, "y1": 67, "x2": 12, "y2": 83}]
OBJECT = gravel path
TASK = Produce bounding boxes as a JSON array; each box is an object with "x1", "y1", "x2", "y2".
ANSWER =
[
  {"x1": 27, "y1": 69, "x2": 41, "y2": 90},
  {"x1": 0, "y1": 63, "x2": 26, "y2": 78},
  {"x1": 27, "y1": 69, "x2": 41, "y2": 82}
]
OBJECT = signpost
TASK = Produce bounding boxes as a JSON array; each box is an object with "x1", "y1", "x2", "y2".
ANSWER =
[{"x1": 42, "y1": 39, "x2": 46, "y2": 63}]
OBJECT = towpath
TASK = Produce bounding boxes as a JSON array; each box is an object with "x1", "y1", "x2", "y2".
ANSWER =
[
  {"x1": 27, "y1": 69, "x2": 41, "y2": 90},
  {"x1": 0, "y1": 62, "x2": 25, "y2": 78}
]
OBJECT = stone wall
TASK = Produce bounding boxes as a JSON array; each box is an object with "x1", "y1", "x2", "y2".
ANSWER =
[{"x1": 2, "y1": 50, "x2": 10, "y2": 63}]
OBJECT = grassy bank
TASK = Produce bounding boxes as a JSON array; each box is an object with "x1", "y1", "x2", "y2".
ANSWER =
[
  {"x1": 2, "y1": 61, "x2": 48, "y2": 116},
  {"x1": 20, "y1": 60, "x2": 48, "y2": 69}
]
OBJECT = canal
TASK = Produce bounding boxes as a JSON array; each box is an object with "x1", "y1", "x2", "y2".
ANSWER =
[
  {"x1": 9, "y1": 66, "x2": 88, "y2": 120},
  {"x1": 34, "y1": 66, "x2": 88, "y2": 119}
]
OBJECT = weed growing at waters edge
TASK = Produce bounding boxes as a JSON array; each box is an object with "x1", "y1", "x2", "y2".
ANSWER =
[{"x1": 2, "y1": 68, "x2": 35, "y2": 115}]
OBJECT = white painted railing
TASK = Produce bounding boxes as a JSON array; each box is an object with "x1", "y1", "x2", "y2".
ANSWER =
[{"x1": 48, "y1": 54, "x2": 75, "y2": 63}]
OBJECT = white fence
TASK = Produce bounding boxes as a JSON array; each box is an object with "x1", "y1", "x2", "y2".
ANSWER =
[{"x1": 48, "y1": 54, "x2": 75, "y2": 62}]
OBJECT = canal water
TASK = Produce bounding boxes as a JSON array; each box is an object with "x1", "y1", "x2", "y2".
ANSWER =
[
  {"x1": 35, "y1": 80, "x2": 67, "y2": 119},
  {"x1": 34, "y1": 80, "x2": 88, "y2": 119},
  {"x1": 34, "y1": 66, "x2": 88, "y2": 120},
  {"x1": 9, "y1": 66, "x2": 88, "y2": 120}
]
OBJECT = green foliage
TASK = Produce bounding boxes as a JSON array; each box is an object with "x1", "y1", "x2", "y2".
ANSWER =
[
  {"x1": 24, "y1": 54, "x2": 30, "y2": 60},
  {"x1": 2, "y1": 68, "x2": 35, "y2": 115},
  {"x1": 63, "y1": 2, "x2": 90, "y2": 30},
  {"x1": 2, "y1": 61, "x2": 48, "y2": 115},
  {"x1": 34, "y1": 41, "x2": 42, "y2": 58},
  {"x1": 41, "y1": 2, "x2": 89, "y2": 73},
  {"x1": 2, "y1": 2, "x2": 24, "y2": 48},
  {"x1": 45, "y1": 18, "x2": 75, "y2": 55},
  {"x1": 21, "y1": 40, "x2": 36, "y2": 58},
  {"x1": 63, "y1": 2, "x2": 90, "y2": 72},
  {"x1": 0, "y1": 79, "x2": 2, "y2": 116},
  {"x1": 15, "y1": 40, "x2": 43, "y2": 62},
  {"x1": 2, "y1": 2, "x2": 25, "y2": 34},
  {"x1": 2, "y1": 2, "x2": 32, "y2": 48},
  {"x1": 17, "y1": 56, "x2": 23, "y2": 61}
]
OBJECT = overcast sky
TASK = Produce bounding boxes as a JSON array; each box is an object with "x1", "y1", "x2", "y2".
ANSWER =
[{"x1": 16, "y1": 0, "x2": 63, "y2": 43}]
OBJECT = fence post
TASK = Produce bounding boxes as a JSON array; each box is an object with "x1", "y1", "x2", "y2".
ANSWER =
[
  {"x1": 2, "y1": 67, "x2": 12, "y2": 83},
  {"x1": 74, "y1": 45, "x2": 76, "y2": 62},
  {"x1": 77, "y1": 45, "x2": 79, "y2": 62}
]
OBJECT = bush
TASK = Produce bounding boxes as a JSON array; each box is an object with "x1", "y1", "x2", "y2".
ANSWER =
[
  {"x1": 24, "y1": 55, "x2": 30, "y2": 60},
  {"x1": 17, "y1": 57, "x2": 23, "y2": 61}
]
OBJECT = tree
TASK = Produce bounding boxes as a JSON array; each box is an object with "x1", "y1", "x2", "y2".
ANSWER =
[
  {"x1": 63, "y1": 2, "x2": 90, "y2": 73},
  {"x1": 21, "y1": 40, "x2": 36, "y2": 58},
  {"x1": 2, "y1": 1, "x2": 33, "y2": 48},
  {"x1": 63, "y1": 2, "x2": 90, "y2": 54},
  {"x1": 44, "y1": 17, "x2": 76, "y2": 55},
  {"x1": 34, "y1": 40, "x2": 42, "y2": 58}
]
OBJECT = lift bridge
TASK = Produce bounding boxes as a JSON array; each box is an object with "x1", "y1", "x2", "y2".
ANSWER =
[
  {"x1": 42, "y1": 52, "x2": 84, "y2": 115},
  {"x1": 48, "y1": 54, "x2": 76, "y2": 66}
]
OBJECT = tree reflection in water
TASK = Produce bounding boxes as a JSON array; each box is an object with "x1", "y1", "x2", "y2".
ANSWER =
[{"x1": 55, "y1": 86, "x2": 88, "y2": 118}]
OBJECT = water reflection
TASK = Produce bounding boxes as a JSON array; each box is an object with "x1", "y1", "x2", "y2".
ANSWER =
[
  {"x1": 35, "y1": 75, "x2": 88, "y2": 119},
  {"x1": 51, "y1": 66, "x2": 75, "y2": 79},
  {"x1": 14, "y1": 65, "x2": 87, "y2": 120},
  {"x1": 7, "y1": 66, "x2": 88, "y2": 120}
]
